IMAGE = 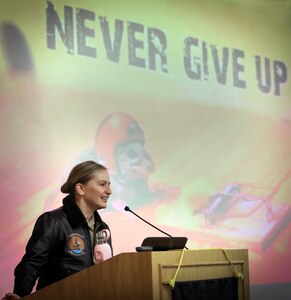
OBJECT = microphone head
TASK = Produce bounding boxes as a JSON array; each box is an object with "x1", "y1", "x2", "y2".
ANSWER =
[{"x1": 124, "y1": 206, "x2": 130, "y2": 212}]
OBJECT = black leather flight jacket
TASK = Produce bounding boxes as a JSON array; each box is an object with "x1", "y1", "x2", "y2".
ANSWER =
[{"x1": 13, "y1": 195, "x2": 112, "y2": 297}]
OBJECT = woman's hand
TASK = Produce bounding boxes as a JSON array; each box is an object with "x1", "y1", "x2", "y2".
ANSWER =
[{"x1": 1, "y1": 293, "x2": 21, "y2": 300}]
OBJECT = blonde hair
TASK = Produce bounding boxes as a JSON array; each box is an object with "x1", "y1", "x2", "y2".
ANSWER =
[{"x1": 61, "y1": 161, "x2": 107, "y2": 195}]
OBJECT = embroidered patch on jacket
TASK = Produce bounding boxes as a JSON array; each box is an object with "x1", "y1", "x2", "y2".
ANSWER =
[{"x1": 67, "y1": 233, "x2": 85, "y2": 256}]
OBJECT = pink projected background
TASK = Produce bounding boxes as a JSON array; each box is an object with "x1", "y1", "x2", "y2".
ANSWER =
[{"x1": 0, "y1": 0, "x2": 290, "y2": 295}]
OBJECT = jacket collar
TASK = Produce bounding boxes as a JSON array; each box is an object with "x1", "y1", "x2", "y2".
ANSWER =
[{"x1": 62, "y1": 195, "x2": 103, "y2": 228}]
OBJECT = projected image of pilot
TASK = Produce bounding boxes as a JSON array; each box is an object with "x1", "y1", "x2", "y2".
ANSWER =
[
  {"x1": 94, "y1": 112, "x2": 161, "y2": 210},
  {"x1": 44, "y1": 112, "x2": 177, "y2": 213}
]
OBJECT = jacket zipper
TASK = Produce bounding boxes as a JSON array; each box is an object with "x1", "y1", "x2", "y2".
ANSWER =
[{"x1": 92, "y1": 222, "x2": 100, "y2": 264}]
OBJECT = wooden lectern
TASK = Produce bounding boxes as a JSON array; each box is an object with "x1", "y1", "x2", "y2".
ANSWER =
[{"x1": 23, "y1": 249, "x2": 249, "y2": 300}]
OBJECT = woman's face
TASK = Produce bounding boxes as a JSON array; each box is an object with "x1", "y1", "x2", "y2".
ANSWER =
[{"x1": 82, "y1": 169, "x2": 112, "y2": 210}]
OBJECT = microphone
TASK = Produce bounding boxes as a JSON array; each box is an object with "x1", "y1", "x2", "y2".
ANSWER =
[
  {"x1": 124, "y1": 206, "x2": 172, "y2": 237},
  {"x1": 124, "y1": 206, "x2": 189, "y2": 250}
]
